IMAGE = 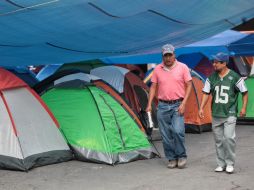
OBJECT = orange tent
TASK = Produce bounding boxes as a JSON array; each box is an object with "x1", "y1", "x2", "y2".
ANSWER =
[{"x1": 184, "y1": 76, "x2": 212, "y2": 133}]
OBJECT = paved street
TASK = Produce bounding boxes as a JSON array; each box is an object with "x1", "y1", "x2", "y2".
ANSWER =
[{"x1": 1, "y1": 125, "x2": 254, "y2": 190}]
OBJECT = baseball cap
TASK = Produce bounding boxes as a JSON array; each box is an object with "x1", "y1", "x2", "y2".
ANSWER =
[
  {"x1": 212, "y1": 52, "x2": 229, "y2": 63},
  {"x1": 162, "y1": 44, "x2": 175, "y2": 56}
]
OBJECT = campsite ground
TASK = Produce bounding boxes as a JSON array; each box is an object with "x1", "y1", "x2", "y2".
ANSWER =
[{"x1": 1, "y1": 125, "x2": 254, "y2": 190}]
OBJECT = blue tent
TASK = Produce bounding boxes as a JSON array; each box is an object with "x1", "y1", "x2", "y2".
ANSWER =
[
  {"x1": 36, "y1": 64, "x2": 62, "y2": 81},
  {"x1": 4, "y1": 66, "x2": 38, "y2": 87},
  {"x1": 1, "y1": 1, "x2": 254, "y2": 67}
]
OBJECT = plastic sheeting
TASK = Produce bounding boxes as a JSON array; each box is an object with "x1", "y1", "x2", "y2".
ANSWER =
[
  {"x1": 177, "y1": 30, "x2": 254, "y2": 58},
  {"x1": 103, "y1": 30, "x2": 254, "y2": 64},
  {"x1": 1, "y1": 0, "x2": 254, "y2": 66}
]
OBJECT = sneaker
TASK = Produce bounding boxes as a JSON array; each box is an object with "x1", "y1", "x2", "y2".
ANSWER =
[
  {"x1": 214, "y1": 166, "x2": 225, "y2": 172},
  {"x1": 226, "y1": 165, "x2": 234, "y2": 174},
  {"x1": 177, "y1": 158, "x2": 187, "y2": 169},
  {"x1": 167, "y1": 160, "x2": 177, "y2": 169}
]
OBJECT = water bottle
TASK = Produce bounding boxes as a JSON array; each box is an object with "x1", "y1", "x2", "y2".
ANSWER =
[{"x1": 147, "y1": 111, "x2": 154, "y2": 128}]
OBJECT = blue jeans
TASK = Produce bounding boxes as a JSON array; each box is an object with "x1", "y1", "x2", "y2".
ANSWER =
[{"x1": 157, "y1": 101, "x2": 187, "y2": 161}]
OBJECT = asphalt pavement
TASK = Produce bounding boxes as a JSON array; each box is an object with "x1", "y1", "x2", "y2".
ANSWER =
[{"x1": 1, "y1": 125, "x2": 254, "y2": 190}]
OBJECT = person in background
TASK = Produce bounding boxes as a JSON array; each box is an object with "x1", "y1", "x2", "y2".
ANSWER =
[
  {"x1": 146, "y1": 44, "x2": 192, "y2": 169},
  {"x1": 199, "y1": 52, "x2": 248, "y2": 174}
]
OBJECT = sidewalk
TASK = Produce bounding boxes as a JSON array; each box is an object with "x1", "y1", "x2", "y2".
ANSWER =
[{"x1": 0, "y1": 125, "x2": 254, "y2": 190}]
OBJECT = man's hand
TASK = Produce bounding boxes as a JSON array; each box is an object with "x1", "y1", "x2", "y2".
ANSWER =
[
  {"x1": 146, "y1": 105, "x2": 152, "y2": 112},
  {"x1": 239, "y1": 108, "x2": 247, "y2": 117},
  {"x1": 198, "y1": 109, "x2": 204, "y2": 119},
  {"x1": 178, "y1": 103, "x2": 185, "y2": 115}
]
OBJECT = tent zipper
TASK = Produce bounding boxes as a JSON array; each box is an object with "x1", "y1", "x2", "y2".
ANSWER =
[{"x1": 99, "y1": 94, "x2": 126, "y2": 148}]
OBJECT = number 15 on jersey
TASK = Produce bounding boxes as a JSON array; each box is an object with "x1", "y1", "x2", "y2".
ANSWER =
[{"x1": 214, "y1": 85, "x2": 229, "y2": 104}]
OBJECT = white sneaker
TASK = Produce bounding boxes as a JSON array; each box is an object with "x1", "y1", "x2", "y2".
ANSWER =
[
  {"x1": 167, "y1": 160, "x2": 177, "y2": 169},
  {"x1": 214, "y1": 166, "x2": 225, "y2": 172},
  {"x1": 226, "y1": 165, "x2": 234, "y2": 174},
  {"x1": 177, "y1": 158, "x2": 187, "y2": 169}
]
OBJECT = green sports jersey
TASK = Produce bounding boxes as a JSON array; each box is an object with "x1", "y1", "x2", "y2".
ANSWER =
[{"x1": 203, "y1": 70, "x2": 246, "y2": 118}]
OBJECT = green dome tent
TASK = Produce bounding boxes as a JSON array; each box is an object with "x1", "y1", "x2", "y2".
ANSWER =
[{"x1": 41, "y1": 79, "x2": 156, "y2": 164}]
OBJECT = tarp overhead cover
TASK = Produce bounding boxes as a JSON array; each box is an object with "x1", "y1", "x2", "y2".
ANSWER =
[
  {"x1": 103, "y1": 30, "x2": 254, "y2": 64},
  {"x1": 1, "y1": 0, "x2": 254, "y2": 66},
  {"x1": 178, "y1": 30, "x2": 254, "y2": 57}
]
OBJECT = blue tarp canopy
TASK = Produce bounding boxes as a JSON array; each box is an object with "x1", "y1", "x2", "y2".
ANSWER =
[
  {"x1": 178, "y1": 30, "x2": 254, "y2": 58},
  {"x1": 103, "y1": 30, "x2": 254, "y2": 64},
  {"x1": 1, "y1": 0, "x2": 254, "y2": 66}
]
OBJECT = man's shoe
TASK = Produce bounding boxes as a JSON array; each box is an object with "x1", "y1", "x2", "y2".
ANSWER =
[
  {"x1": 226, "y1": 165, "x2": 234, "y2": 174},
  {"x1": 177, "y1": 158, "x2": 187, "y2": 169},
  {"x1": 167, "y1": 160, "x2": 177, "y2": 169},
  {"x1": 214, "y1": 166, "x2": 225, "y2": 172}
]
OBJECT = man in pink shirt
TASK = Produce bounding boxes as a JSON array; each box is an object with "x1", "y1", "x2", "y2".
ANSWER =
[{"x1": 146, "y1": 44, "x2": 192, "y2": 169}]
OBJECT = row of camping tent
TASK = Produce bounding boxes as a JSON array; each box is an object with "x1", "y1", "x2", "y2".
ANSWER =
[
  {"x1": 3, "y1": 63, "x2": 252, "y2": 171},
  {"x1": 0, "y1": 63, "x2": 214, "y2": 171},
  {"x1": 6, "y1": 54, "x2": 254, "y2": 125},
  {"x1": 5, "y1": 62, "x2": 215, "y2": 134},
  {"x1": 35, "y1": 65, "x2": 159, "y2": 136},
  {"x1": 36, "y1": 64, "x2": 213, "y2": 133},
  {"x1": 5, "y1": 61, "x2": 253, "y2": 135},
  {"x1": 12, "y1": 54, "x2": 254, "y2": 125},
  {"x1": 0, "y1": 68, "x2": 157, "y2": 171}
]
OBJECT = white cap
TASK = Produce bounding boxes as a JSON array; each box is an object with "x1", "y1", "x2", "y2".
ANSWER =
[{"x1": 162, "y1": 44, "x2": 175, "y2": 55}]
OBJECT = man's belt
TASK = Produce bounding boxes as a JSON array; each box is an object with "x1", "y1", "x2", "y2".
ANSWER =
[{"x1": 159, "y1": 98, "x2": 183, "y2": 104}]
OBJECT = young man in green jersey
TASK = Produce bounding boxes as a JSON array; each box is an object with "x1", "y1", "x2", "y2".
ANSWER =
[{"x1": 199, "y1": 52, "x2": 248, "y2": 174}]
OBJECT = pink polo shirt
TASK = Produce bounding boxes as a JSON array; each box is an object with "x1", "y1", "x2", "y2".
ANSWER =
[{"x1": 151, "y1": 61, "x2": 192, "y2": 101}]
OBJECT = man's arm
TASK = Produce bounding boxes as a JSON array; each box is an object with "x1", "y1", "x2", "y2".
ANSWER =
[
  {"x1": 240, "y1": 91, "x2": 248, "y2": 117},
  {"x1": 178, "y1": 80, "x2": 192, "y2": 115},
  {"x1": 198, "y1": 93, "x2": 210, "y2": 118},
  {"x1": 146, "y1": 83, "x2": 157, "y2": 112},
  {"x1": 182, "y1": 80, "x2": 192, "y2": 105}
]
